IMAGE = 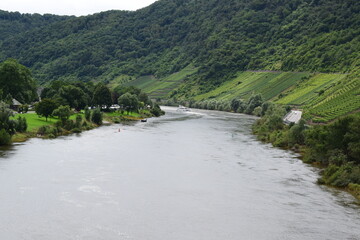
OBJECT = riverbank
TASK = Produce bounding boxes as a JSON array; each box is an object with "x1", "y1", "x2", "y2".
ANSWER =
[
  {"x1": 11, "y1": 110, "x2": 154, "y2": 143},
  {"x1": 252, "y1": 110, "x2": 360, "y2": 201}
]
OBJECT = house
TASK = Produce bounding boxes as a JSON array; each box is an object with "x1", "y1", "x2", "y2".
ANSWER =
[
  {"x1": 10, "y1": 99, "x2": 22, "y2": 112},
  {"x1": 283, "y1": 110, "x2": 302, "y2": 124}
]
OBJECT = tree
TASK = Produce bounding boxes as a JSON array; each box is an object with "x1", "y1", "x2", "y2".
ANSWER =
[
  {"x1": 35, "y1": 98, "x2": 58, "y2": 121},
  {"x1": 0, "y1": 59, "x2": 37, "y2": 103},
  {"x1": 118, "y1": 93, "x2": 139, "y2": 114},
  {"x1": 138, "y1": 92, "x2": 151, "y2": 106},
  {"x1": 52, "y1": 105, "x2": 72, "y2": 124},
  {"x1": 92, "y1": 83, "x2": 112, "y2": 109},
  {"x1": 245, "y1": 94, "x2": 263, "y2": 114},
  {"x1": 59, "y1": 85, "x2": 89, "y2": 111}
]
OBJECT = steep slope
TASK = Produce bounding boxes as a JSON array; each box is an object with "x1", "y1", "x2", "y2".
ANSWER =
[{"x1": 0, "y1": 0, "x2": 359, "y2": 87}]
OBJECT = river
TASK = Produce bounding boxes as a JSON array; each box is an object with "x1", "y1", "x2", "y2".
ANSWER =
[{"x1": 0, "y1": 107, "x2": 359, "y2": 240}]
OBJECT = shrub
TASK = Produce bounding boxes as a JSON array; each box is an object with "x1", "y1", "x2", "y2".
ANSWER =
[
  {"x1": 76, "y1": 115, "x2": 83, "y2": 128},
  {"x1": 37, "y1": 126, "x2": 48, "y2": 135},
  {"x1": 71, "y1": 128, "x2": 82, "y2": 133},
  {"x1": 91, "y1": 108, "x2": 103, "y2": 125},
  {"x1": 63, "y1": 119, "x2": 75, "y2": 131},
  {"x1": 0, "y1": 129, "x2": 11, "y2": 145},
  {"x1": 15, "y1": 116, "x2": 27, "y2": 133},
  {"x1": 84, "y1": 107, "x2": 91, "y2": 121}
]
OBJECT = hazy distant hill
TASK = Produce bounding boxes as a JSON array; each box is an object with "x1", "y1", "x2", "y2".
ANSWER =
[{"x1": 0, "y1": 0, "x2": 359, "y2": 89}]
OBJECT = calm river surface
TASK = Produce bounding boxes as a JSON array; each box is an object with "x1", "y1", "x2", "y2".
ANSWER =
[{"x1": 0, "y1": 107, "x2": 359, "y2": 240}]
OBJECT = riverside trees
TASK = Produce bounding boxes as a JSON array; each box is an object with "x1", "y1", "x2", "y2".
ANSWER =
[
  {"x1": 0, "y1": 59, "x2": 37, "y2": 104},
  {"x1": 0, "y1": 103, "x2": 28, "y2": 145}
]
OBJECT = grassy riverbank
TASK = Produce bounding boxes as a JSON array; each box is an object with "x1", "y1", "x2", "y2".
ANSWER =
[{"x1": 11, "y1": 110, "x2": 152, "y2": 143}]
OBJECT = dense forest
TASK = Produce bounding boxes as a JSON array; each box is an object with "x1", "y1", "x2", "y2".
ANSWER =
[
  {"x1": 0, "y1": 0, "x2": 359, "y2": 92},
  {"x1": 0, "y1": 10, "x2": 71, "y2": 42}
]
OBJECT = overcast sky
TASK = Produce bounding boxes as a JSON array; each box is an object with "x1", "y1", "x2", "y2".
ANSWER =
[{"x1": 0, "y1": 0, "x2": 158, "y2": 16}]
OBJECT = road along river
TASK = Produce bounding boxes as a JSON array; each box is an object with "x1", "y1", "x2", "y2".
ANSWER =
[{"x1": 0, "y1": 107, "x2": 359, "y2": 240}]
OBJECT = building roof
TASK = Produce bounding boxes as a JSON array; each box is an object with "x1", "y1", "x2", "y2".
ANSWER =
[
  {"x1": 283, "y1": 110, "x2": 302, "y2": 124},
  {"x1": 12, "y1": 99, "x2": 22, "y2": 106}
]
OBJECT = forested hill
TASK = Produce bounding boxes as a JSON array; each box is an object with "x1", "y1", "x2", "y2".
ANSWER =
[
  {"x1": 0, "y1": 0, "x2": 359, "y2": 87},
  {"x1": 0, "y1": 10, "x2": 72, "y2": 42}
]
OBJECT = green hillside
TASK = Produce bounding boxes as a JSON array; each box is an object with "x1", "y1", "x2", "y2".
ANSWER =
[
  {"x1": 0, "y1": 10, "x2": 72, "y2": 42},
  {"x1": 179, "y1": 70, "x2": 359, "y2": 123},
  {"x1": 0, "y1": 0, "x2": 359, "y2": 123},
  {"x1": 193, "y1": 71, "x2": 310, "y2": 101},
  {"x1": 0, "y1": 0, "x2": 359, "y2": 88},
  {"x1": 124, "y1": 65, "x2": 197, "y2": 98}
]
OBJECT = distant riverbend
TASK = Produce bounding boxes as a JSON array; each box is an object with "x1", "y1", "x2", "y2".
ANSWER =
[{"x1": 0, "y1": 107, "x2": 359, "y2": 239}]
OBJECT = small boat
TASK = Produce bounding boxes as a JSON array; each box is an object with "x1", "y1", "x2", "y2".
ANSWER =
[
  {"x1": 177, "y1": 105, "x2": 191, "y2": 112},
  {"x1": 141, "y1": 119, "x2": 147, "y2": 122}
]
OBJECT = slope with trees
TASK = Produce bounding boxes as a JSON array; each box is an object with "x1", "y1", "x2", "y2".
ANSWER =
[{"x1": 0, "y1": 0, "x2": 358, "y2": 89}]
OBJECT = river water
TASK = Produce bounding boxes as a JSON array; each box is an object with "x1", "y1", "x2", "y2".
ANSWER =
[{"x1": 0, "y1": 107, "x2": 359, "y2": 240}]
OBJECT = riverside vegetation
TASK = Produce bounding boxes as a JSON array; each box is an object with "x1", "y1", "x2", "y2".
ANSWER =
[
  {"x1": 0, "y1": 0, "x2": 359, "y2": 199},
  {"x1": 0, "y1": 59, "x2": 164, "y2": 144}
]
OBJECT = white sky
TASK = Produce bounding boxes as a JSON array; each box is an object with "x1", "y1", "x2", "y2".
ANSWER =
[{"x1": 0, "y1": 0, "x2": 158, "y2": 16}]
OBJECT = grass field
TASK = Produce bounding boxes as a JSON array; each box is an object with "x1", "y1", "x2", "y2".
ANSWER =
[
  {"x1": 105, "y1": 111, "x2": 142, "y2": 118},
  {"x1": 12, "y1": 112, "x2": 81, "y2": 132}
]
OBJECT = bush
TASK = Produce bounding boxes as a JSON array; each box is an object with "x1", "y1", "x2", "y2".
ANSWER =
[
  {"x1": 37, "y1": 126, "x2": 49, "y2": 135},
  {"x1": 150, "y1": 104, "x2": 165, "y2": 117},
  {"x1": 348, "y1": 183, "x2": 360, "y2": 199},
  {"x1": 91, "y1": 108, "x2": 103, "y2": 125},
  {"x1": 15, "y1": 116, "x2": 27, "y2": 133},
  {"x1": 0, "y1": 129, "x2": 12, "y2": 145},
  {"x1": 84, "y1": 107, "x2": 91, "y2": 121},
  {"x1": 63, "y1": 119, "x2": 75, "y2": 131},
  {"x1": 71, "y1": 128, "x2": 82, "y2": 133},
  {"x1": 75, "y1": 115, "x2": 83, "y2": 128}
]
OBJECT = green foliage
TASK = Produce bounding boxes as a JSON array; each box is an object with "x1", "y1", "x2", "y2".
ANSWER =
[
  {"x1": 0, "y1": 10, "x2": 71, "y2": 42},
  {"x1": 0, "y1": 0, "x2": 358, "y2": 87},
  {"x1": 118, "y1": 93, "x2": 139, "y2": 114},
  {"x1": 305, "y1": 114, "x2": 360, "y2": 165},
  {"x1": 35, "y1": 98, "x2": 58, "y2": 121},
  {"x1": 91, "y1": 108, "x2": 103, "y2": 125},
  {"x1": 245, "y1": 94, "x2": 263, "y2": 114},
  {"x1": 41, "y1": 80, "x2": 94, "y2": 110},
  {"x1": 84, "y1": 107, "x2": 91, "y2": 121},
  {"x1": 150, "y1": 104, "x2": 165, "y2": 117},
  {"x1": 92, "y1": 83, "x2": 112, "y2": 109},
  {"x1": 0, "y1": 59, "x2": 37, "y2": 103},
  {"x1": 288, "y1": 120, "x2": 306, "y2": 145},
  {"x1": 0, "y1": 129, "x2": 11, "y2": 145},
  {"x1": 75, "y1": 115, "x2": 83, "y2": 128},
  {"x1": 194, "y1": 72, "x2": 310, "y2": 101},
  {"x1": 52, "y1": 105, "x2": 72, "y2": 124},
  {"x1": 0, "y1": 102, "x2": 17, "y2": 136},
  {"x1": 15, "y1": 116, "x2": 27, "y2": 133}
]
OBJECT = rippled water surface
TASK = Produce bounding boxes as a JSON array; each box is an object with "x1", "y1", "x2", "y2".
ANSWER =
[{"x1": 0, "y1": 107, "x2": 359, "y2": 240}]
